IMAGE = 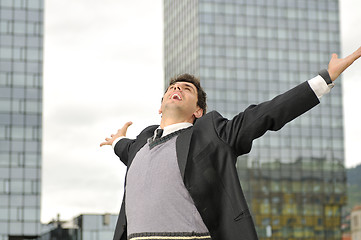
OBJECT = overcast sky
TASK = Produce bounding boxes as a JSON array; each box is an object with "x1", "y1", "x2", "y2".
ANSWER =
[{"x1": 42, "y1": 0, "x2": 361, "y2": 223}]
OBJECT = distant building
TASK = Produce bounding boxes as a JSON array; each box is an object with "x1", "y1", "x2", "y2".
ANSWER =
[
  {"x1": 237, "y1": 158, "x2": 345, "y2": 238},
  {"x1": 164, "y1": 0, "x2": 345, "y2": 239},
  {"x1": 40, "y1": 214, "x2": 117, "y2": 240},
  {"x1": 341, "y1": 213, "x2": 351, "y2": 239},
  {"x1": 351, "y1": 205, "x2": 361, "y2": 240},
  {"x1": 0, "y1": 0, "x2": 44, "y2": 239}
]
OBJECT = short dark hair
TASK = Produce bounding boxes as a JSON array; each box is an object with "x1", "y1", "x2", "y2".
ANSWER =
[{"x1": 168, "y1": 73, "x2": 207, "y2": 115}]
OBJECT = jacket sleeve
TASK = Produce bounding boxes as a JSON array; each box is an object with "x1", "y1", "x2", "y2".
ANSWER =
[
  {"x1": 114, "y1": 138, "x2": 135, "y2": 166},
  {"x1": 212, "y1": 81, "x2": 320, "y2": 156},
  {"x1": 113, "y1": 125, "x2": 158, "y2": 166}
]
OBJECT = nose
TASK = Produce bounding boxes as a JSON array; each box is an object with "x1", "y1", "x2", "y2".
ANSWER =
[{"x1": 172, "y1": 84, "x2": 182, "y2": 91}]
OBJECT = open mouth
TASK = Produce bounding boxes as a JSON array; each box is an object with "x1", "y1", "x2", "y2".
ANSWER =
[{"x1": 171, "y1": 93, "x2": 182, "y2": 100}]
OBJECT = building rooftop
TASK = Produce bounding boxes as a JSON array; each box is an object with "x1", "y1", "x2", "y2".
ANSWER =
[{"x1": 352, "y1": 204, "x2": 361, "y2": 212}]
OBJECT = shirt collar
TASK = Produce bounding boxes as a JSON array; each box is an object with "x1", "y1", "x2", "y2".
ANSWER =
[{"x1": 154, "y1": 122, "x2": 193, "y2": 139}]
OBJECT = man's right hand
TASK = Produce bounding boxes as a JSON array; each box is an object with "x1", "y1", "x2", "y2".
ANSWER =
[{"x1": 100, "y1": 121, "x2": 133, "y2": 147}]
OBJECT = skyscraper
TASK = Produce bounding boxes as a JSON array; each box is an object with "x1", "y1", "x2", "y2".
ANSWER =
[
  {"x1": 164, "y1": 0, "x2": 345, "y2": 239},
  {"x1": 0, "y1": 0, "x2": 43, "y2": 239}
]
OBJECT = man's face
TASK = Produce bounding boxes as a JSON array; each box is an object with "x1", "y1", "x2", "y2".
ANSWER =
[{"x1": 159, "y1": 81, "x2": 203, "y2": 120}]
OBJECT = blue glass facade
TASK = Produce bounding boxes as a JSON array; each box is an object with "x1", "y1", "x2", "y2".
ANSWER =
[
  {"x1": 40, "y1": 214, "x2": 118, "y2": 240},
  {"x1": 164, "y1": 0, "x2": 345, "y2": 239},
  {"x1": 0, "y1": 0, "x2": 43, "y2": 239}
]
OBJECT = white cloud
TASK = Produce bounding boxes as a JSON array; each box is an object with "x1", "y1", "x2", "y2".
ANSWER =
[
  {"x1": 340, "y1": 0, "x2": 361, "y2": 168},
  {"x1": 42, "y1": 0, "x2": 163, "y2": 222}
]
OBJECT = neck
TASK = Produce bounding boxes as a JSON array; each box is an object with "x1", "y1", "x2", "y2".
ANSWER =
[{"x1": 159, "y1": 115, "x2": 195, "y2": 128}]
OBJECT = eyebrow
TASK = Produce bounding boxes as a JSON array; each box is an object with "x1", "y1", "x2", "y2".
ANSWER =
[{"x1": 183, "y1": 83, "x2": 196, "y2": 91}]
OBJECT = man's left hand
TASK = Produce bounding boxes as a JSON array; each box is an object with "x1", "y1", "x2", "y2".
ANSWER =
[{"x1": 328, "y1": 46, "x2": 361, "y2": 81}]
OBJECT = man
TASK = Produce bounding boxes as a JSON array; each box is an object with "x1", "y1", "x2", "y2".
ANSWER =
[{"x1": 101, "y1": 47, "x2": 361, "y2": 240}]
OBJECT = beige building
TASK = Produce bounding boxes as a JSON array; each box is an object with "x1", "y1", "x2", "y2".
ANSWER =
[{"x1": 351, "y1": 205, "x2": 361, "y2": 240}]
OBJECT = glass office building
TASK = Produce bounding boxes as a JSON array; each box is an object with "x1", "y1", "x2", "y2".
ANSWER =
[
  {"x1": 40, "y1": 214, "x2": 118, "y2": 240},
  {"x1": 0, "y1": 0, "x2": 43, "y2": 239},
  {"x1": 164, "y1": 0, "x2": 345, "y2": 239}
]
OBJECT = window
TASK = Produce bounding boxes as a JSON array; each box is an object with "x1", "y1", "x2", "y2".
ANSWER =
[{"x1": 27, "y1": 0, "x2": 42, "y2": 9}]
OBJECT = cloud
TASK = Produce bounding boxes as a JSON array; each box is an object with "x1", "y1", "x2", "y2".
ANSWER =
[
  {"x1": 339, "y1": 0, "x2": 361, "y2": 168},
  {"x1": 42, "y1": 0, "x2": 164, "y2": 222}
]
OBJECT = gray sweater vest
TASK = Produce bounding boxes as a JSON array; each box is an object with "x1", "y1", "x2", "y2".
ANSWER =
[{"x1": 125, "y1": 132, "x2": 210, "y2": 237}]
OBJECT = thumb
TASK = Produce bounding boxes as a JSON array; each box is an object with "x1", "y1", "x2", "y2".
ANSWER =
[
  {"x1": 331, "y1": 53, "x2": 338, "y2": 60},
  {"x1": 119, "y1": 121, "x2": 133, "y2": 136}
]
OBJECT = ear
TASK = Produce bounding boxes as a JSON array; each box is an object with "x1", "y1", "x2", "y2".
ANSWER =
[
  {"x1": 158, "y1": 96, "x2": 165, "y2": 115},
  {"x1": 193, "y1": 107, "x2": 203, "y2": 119}
]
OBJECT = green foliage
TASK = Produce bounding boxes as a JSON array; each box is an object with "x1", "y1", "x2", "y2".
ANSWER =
[
  {"x1": 347, "y1": 164, "x2": 361, "y2": 185},
  {"x1": 346, "y1": 184, "x2": 361, "y2": 211},
  {"x1": 346, "y1": 163, "x2": 361, "y2": 211}
]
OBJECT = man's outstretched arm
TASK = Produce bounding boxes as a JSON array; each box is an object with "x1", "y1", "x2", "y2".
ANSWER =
[{"x1": 213, "y1": 46, "x2": 361, "y2": 156}]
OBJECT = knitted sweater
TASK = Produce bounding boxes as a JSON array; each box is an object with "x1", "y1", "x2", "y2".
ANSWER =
[{"x1": 125, "y1": 130, "x2": 211, "y2": 240}]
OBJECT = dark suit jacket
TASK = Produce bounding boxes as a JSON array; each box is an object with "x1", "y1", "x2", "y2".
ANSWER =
[{"x1": 112, "y1": 81, "x2": 320, "y2": 240}]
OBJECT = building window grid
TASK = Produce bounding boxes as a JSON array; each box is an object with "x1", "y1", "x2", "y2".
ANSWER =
[
  {"x1": 1, "y1": 0, "x2": 43, "y2": 238},
  {"x1": 165, "y1": 0, "x2": 343, "y2": 238}
]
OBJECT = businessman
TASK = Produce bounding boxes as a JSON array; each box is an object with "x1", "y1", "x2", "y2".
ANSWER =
[{"x1": 101, "y1": 47, "x2": 361, "y2": 240}]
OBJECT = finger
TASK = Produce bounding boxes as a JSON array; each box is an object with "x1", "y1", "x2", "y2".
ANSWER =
[
  {"x1": 353, "y1": 46, "x2": 361, "y2": 56},
  {"x1": 122, "y1": 121, "x2": 133, "y2": 129},
  {"x1": 345, "y1": 46, "x2": 361, "y2": 62},
  {"x1": 119, "y1": 121, "x2": 133, "y2": 135},
  {"x1": 343, "y1": 48, "x2": 361, "y2": 68},
  {"x1": 351, "y1": 46, "x2": 361, "y2": 60},
  {"x1": 100, "y1": 136, "x2": 113, "y2": 147}
]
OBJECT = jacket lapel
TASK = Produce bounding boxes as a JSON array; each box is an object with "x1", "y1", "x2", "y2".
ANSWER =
[
  {"x1": 176, "y1": 126, "x2": 193, "y2": 179},
  {"x1": 127, "y1": 125, "x2": 158, "y2": 168}
]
